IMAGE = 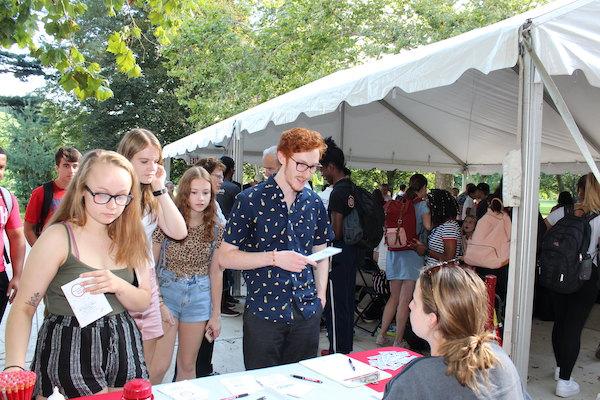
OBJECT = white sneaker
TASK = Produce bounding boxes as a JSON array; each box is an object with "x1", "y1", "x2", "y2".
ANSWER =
[
  {"x1": 556, "y1": 379, "x2": 580, "y2": 398},
  {"x1": 554, "y1": 367, "x2": 560, "y2": 381}
]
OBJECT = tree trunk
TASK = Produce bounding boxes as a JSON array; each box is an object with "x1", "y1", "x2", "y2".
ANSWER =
[
  {"x1": 556, "y1": 174, "x2": 564, "y2": 193},
  {"x1": 435, "y1": 173, "x2": 454, "y2": 191}
]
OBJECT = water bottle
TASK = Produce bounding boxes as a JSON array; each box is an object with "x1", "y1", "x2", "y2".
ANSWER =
[
  {"x1": 47, "y1": 387, "x2": 65, "y2": 400},
  {"x1": 121, "y1": 379, "x2": 153, "y2": 400}
]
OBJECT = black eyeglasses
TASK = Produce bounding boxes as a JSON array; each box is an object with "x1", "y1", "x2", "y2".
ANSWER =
[
  {"x1": 85, "y1": 186, "x2": 133, "y2": 206},
  {"x1": 290, "y1": 156, "x2": 321, "y2": 173}
]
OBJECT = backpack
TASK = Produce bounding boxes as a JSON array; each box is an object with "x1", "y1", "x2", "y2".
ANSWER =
[
  {"x1": 464, "y1": 198, "x2": 511, "y2": 269},
  {"x1": 34, "y1": 181, "x2": 54, "y2": 237},
  {"x1": 384, "y1": 197, "x2": 417, "y2": 251},
  {"x1": 537, "y1": 206, "x2": 597, "y2": 294},
  {"x1": 0, "y1": 187, "x2": 13, "y2": 264},
  {"x1": 342, "y1": 182, "x2": 384, "y2": 250}
]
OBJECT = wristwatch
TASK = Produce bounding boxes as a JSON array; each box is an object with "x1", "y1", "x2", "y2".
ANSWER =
[{"x1": 153, "y1": 188, "x2": 168, "y2": 197}]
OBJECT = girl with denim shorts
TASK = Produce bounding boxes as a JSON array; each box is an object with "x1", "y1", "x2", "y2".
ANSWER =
[
  {"x1": 5, "y1": 150, "x2": 152, "y2": 398},
  {"x1": 149, "y1": 166, "x2": 224, "y2": 383}
]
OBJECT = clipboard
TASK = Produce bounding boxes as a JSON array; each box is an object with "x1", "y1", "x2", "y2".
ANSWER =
[{"x1": 299, "y1": 354, "x2": 391, "y2": 388}]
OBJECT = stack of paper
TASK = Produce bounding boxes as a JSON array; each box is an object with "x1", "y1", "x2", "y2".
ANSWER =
[
  {"x1": 256, "y1": 374, "x2": 313, "y2": 397},
  {"x1": 220, "y1": 376, "x2": 263, "y2": 395},
  {"x1": 367, "y1": 350, "x2": 418, "y2": 371}
]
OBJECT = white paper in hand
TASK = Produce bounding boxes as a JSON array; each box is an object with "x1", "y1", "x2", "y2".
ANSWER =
[
  {"x1": 307, "y1": 247, "x2": 342, "y2": 262},
  {"x1": 61, "y1": 277, "x2": 113, "y2": 328}
]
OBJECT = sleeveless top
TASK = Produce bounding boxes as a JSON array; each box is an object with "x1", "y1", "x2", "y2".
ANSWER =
[{"x1": 44, "y1": 223, "x2": 134, "y2": 316}]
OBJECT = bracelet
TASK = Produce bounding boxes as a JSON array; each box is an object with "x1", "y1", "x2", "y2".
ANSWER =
[
  {"x1": 271, "y1": 250, "x2": 276, "y2": 266},
  {"x1": 152, "y1": 188, "x2": 168, "y2": 197},
  {"x1": 3, "y1": 365, "x2": 24, "y2": 371}
]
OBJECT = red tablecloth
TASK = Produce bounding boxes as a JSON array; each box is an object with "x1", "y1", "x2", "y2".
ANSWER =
[
  {"x1": 72, "y1": 391, "x2": 123, "y2": 400},
  {"x1": 348, "y1": 346, "x2": 422, "y2": 393}
]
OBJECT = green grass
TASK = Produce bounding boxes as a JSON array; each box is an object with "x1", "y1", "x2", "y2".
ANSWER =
[{"x1": 539, "y1": 199, "x2": 555, "y2": 218}]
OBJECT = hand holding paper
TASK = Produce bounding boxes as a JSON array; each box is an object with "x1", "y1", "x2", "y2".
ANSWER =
[
  {"x1": 61, "y1": 277, "x2": 113, "y2": 328},
  {"x1": 79, "y1": 269, "x2": 124, "y2": 295}
]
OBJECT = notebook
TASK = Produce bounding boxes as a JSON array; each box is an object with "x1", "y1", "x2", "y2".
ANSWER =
[{"x1": 299, "y1": 354, "x2": 392, "y2": 388}]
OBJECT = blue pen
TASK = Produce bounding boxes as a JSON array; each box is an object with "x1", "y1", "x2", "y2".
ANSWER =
[{"x1": 348, "y1": 358, "x2": 356, "y2": 371}]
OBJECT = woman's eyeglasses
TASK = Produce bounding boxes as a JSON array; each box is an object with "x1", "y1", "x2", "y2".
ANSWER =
[{"x1": 85, "y1": 186, "x2": 133, "y2": 206}]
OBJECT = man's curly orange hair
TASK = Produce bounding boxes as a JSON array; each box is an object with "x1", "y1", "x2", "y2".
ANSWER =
[{"x1": 277, "y1": 128, "x2": 327, "y2": 159}]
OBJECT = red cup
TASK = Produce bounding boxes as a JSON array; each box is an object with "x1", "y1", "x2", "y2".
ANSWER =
[{"x1": 121, "y1": 379, "x2": 153, "y2": 400}]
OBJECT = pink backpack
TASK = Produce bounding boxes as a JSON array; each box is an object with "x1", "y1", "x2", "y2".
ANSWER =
[{"x1": 464, "y1": 198, "x2": 511, "y2": 269}]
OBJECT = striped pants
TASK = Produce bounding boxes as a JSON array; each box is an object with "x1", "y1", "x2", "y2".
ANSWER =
[{"x1": 31, "y1": 312, "x2": 148, "y2": 398}]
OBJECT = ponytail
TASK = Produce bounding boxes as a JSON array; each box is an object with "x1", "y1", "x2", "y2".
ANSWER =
[
  {"x1": 404, "y1": 173, "x2": 428, "y2": 200},
  {"x1": 439, "y1": 332, "x2": 498, "y2": 393}
]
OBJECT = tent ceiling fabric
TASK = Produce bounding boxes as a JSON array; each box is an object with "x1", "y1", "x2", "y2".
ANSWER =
[{"x1": 164, "y1": 0, "x2": 600, "y2": 174}]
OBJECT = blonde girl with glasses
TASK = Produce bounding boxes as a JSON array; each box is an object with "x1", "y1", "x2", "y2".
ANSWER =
[
  {"x1": 5, "y1": 150, "x2": 151, "y2": 399},
  {"x1": 118, "y1": 128, "x2": 188, "y2": 375},
  {"x1": 383, "y1": 265, "x2": 529, "y2": 399}
]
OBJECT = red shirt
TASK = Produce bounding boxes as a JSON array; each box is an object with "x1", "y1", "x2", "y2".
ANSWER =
[
  {"x1": 24, "y1": 181, "x2": 66, "y2": 228},
  {"x1": 0, "y1": 191, "x2": 23, "y2": 272}
]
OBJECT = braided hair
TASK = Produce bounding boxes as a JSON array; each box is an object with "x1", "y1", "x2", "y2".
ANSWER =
[{"x1": 428, "y1": 188, "x2": 458, "y2": 226}]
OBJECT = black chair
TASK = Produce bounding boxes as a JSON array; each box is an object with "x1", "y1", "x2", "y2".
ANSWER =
[{"x1": 354, "y1": 257, "x2": 389, "y2": 336}]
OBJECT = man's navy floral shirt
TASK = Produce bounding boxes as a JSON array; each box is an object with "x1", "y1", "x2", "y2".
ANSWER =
[{"x1": 224, "y1": 176, "x2": 333, "y2": 323}]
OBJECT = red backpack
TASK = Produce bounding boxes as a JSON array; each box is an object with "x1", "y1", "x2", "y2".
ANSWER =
[{"x1": 384, "y1": 197, "x2": 418, "y2": 251}]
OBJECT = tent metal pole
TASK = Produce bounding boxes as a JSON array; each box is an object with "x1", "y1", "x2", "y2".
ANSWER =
[
  {"x1": 164, "y1": 157, "x2": 171, "y2": 181},
  {"x1": 232, "y1": 120, "x2": 243, "y2": 297},
  {"x1": 523, "y1": 41, "x2": 600, "y2": 182},
  {"x1": 378, "y1": 99, "x2": 467, "y2": 170},
  {"x1": 340, "y1": 102, "x2": 346, "y2": 151},
  {"x1": 508, "y1": 34, "x2": 543, "y2": 381}
]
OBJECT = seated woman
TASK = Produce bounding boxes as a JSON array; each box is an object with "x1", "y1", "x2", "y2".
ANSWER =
[
  {"x1": 4, "y1": 150, "x2": 152, "y2": 399},
  {"x1": 383, "y1": 265, "x2": 530, "y2": 400}
]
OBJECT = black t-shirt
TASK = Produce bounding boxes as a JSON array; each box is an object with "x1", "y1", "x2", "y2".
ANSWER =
[
  {"x1": 328, "y1": 178, "x2": 354, "y2": 217},
  {"x1": 217, "y1": 180, "x2": 241, "y2": 219}
]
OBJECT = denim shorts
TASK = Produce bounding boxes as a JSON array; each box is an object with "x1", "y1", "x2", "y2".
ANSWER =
[{"x1": 158, "y1": 268, "x2": 212, "y2": 323}]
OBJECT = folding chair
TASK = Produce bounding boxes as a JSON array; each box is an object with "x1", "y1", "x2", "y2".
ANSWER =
[{"x1": 354, "y1": 257, "x2": 389, "y2": 336}]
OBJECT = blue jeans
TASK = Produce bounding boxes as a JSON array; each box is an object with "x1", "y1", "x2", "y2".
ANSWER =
[{"x1": 158, "y1": 268, "x2": 211, "y2": 323}]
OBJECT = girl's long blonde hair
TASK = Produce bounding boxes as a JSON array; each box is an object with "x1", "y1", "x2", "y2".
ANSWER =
[
  {"x1": 419, "y1": 265, "x2": 498, "y2": 393},
  {"x1": 117, "y1": 128, "x2": 163, "y2": 217},
  {"x1": 174, "y1": 166, "x2": 217, "y2": 241},
  {"x1": 48, "y1": 150, "x2": 150, "y2": 271},
  {"x1": 581, "y1": 173, "x2": 600, "y2": 214}
]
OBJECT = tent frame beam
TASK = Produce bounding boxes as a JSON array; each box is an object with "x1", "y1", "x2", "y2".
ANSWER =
[
  {"x1": 522, "y1": 40, "x2": 600, "y2": 182},
  {"x1": 378, "y1": 99, "x2": 468, "y2": 171},
  {"x1": 511, "y1": 65, "x2": 600, "y2": 156}
]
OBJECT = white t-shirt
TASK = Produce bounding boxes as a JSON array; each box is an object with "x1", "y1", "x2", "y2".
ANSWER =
[
  {"x1": 461, "y1": 196, "x2": 475, "y2": 220},
  {"x1": 546, "y1": 206, "x2": 600, "y2": 256}
]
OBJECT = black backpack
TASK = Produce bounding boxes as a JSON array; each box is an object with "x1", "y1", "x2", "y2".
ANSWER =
[
  {"x1": 343, "y1": 182, "x2": 384, "y2": 250},
  {"x1": 34, "y1": 181, "x2": 54, "y2": 237},
  {"x1": 538, "y1": 206, "x2": 597, "y2": 294}
]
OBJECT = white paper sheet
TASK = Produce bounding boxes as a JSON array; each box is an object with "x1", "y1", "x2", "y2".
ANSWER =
[
  {"x1": 256, "y1": 374, "x2": 313, "y2": 398},
  {"x1": 220, "y1": 376, "x2": 262, "y2": 395},
  {"x1": 156, "y1": 381, "x2": 209, "y2": 400},
  {"x1": 61, "y1": 277, "x2": 113, "y2": 328},
  {"x1": 307, "y1": 247, "x2": 342, "y2": 262}
]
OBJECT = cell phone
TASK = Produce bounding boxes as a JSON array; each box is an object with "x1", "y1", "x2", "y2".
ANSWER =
[{"x1": 205, "y1": 329, "x2": 214, "y2": 343}]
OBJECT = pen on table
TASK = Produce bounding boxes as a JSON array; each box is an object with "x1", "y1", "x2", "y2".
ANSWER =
[
  {"x1": 219, "y1": 393, "x2": 249, "y2": 400},
  {"x1": 291, "y1": 374, "x2": 322, "y2": 383},
  {"x1": 348, "y1": 358, "x2": 356, "y2": 371},
  {"x1": 256, "y1": 397, "x2": 266, "y2": 400}
]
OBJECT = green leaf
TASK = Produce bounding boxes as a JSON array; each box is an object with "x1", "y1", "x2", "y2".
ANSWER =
[{"x1": 96, "y1": 85, "x2": 114, "y2": 101}]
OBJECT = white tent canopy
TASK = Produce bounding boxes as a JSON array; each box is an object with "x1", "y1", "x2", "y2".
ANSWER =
[
  {"x1": 164, "y1": 0, "x2": 600, "y2": 175},
  {"x1": 162, "y1": 0, "x2": 600, "y2": 383}
]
